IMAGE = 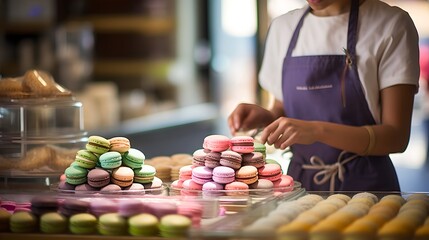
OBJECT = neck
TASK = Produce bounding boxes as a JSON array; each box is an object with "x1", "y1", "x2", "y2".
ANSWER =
[{"x1": 310, "y1": 0, "x2": 360, "y2": 17}]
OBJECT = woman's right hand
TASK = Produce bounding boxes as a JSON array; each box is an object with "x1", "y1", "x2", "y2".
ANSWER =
[{"x1": 227, "y1": 103, "x2": 278, "y2": 136}]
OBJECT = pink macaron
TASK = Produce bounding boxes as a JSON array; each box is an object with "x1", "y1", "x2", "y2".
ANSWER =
[
  {"x1": 212, "y1": 166, "x2": 235, "y2": 184},
  {"x1": 272, "y1": 174, "x2": 294, "y2": 191},
  {"x1": 192, "y1": 166, "x2": 213, "y2": 185},
  {"x1": 224, "y1": 181, "x2": 249, "y2": 196},
  {"x1": 171, "y1": 179, "x2": 184, "y2": 189},
  {"x1": 177, "y1": 202, "x2": 204, "y2": 227},
  {"x1": 170, "y1": 179, "x2": 184, "y2": 195},
  {"x1": 202, "y1": 181, "x2": 225, "y2": 197},
  {"x1": 203, "y1": 135, "x2": 230, "y2": 152},
  {"x1": 179, "y1": 165, "x2": 193, "y2": 181},
  {"x1": 230, "y1": 136, "x2": 254, "y2": 153},
  {"x1": 258, "y1": 163, "x2": 282, "y2": 182},
  {"x1": 181, "y1": 179, "x2": 203, "y2": 196}
]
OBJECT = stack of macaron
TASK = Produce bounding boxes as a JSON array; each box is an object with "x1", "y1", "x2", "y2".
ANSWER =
[
  {"x1": 1, "y1": 195, "x2": 195, "y2": 237},
  {"x1": 59, "y1": 135, "x2": 163, "y2": 194},
  {"x1": 170, "y1": 134, "x2": 294, "y2": 196}
]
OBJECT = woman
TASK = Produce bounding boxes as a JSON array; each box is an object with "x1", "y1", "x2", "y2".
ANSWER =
[{"x1": 228, "y1": 0, "x2": 420, "y2": 191}]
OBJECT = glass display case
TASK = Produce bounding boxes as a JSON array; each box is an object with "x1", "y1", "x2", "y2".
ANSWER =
[{"x1": 0, "y1": 97, "x2": 87, "y2": 181}]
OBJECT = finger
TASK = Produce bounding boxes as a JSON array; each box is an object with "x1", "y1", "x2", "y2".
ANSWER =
[
  {"x1": 282, "y1": 130, "x2": 300, "y2": 149},
  {"x1": 227, "y1": 115, "x2": 237, "y2": 135},
  {"x1": 260, "y1": 120, "x2": 278, "y2": 144},
  {"x1": 276, "y1": 131, "x2": 296, "y2": 149},
  {"x1": 267, "y1": 120, "x2": 287, "y2": 145},
  {"x1": 231, "y1": 106, "x2": 248, "y2": 131}
]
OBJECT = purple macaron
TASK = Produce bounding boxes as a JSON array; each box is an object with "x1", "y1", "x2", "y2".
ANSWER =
[
  {"x1": 220, "y1": 151, "x2": 242, "y2": 170},
  {"x1": 212, "y1": 166, "x2": 235, "y2": 184},
  {"x1": 191, "y1": 166, "x2": 213, "y2": 185},
  {"x1": 242, "y1": 152, "x2": 265, "y2": 168},
  {"x1": 59, "y1": 199, "x2": 90, "y2": 217},
  {"x1": 30, "y1": 196, "x2": 59, "y2": 216},
  {"x1": 202, "y1": 181, "x2": 225, "y2": 197},
  {"x1": 90, "y1": 198, "x2": 118, "y2": 217},
  {"x1": 205, "y1": 151, "x2": 221, "y2": 168},
  {"x1": 87, "y1": 168, "x2": 111, "y2": 188},
  {"x1": 118, "y1": 199, "x2": 146, "y2": 218}
]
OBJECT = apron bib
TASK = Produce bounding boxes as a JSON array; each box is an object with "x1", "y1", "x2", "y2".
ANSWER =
[{"x1": 281, "y1": 0, "x2": 400, "y2": 191}]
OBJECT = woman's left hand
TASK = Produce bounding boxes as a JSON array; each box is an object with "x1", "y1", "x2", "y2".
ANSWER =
[{"x1": 260, "y1": 117, "x2": 317, "y2": 150}]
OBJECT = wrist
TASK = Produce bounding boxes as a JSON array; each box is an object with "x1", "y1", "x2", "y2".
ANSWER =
[{"x1": 312, "y1": 121, "x2": 324, "y2": 142}]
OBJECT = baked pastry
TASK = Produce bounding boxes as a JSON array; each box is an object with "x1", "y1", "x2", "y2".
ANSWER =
[
  {"x1": 414, "y1": 217, "x2": 429, "y2": 240},
  {"x1": 22, "y1": 70, "x2": 57, "y2": 97}
]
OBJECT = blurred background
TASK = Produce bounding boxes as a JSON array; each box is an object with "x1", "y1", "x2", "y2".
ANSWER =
[{"x1": 0, "y1": 0, "x2": 428, "y2": 191}]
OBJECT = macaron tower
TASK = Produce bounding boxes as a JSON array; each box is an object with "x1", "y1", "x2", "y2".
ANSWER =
[
  {"x1": 172, "y1": 134, "x2": 295, "y2": 196},
  {"x1": 59, "y1": 135, "x2": 162, "y2": 194}
]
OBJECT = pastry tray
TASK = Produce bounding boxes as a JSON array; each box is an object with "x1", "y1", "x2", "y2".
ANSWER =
[
  {"x1": 0, "y1": 185, "x2": 306, "y2": 240},
  {"x1": 189, "y1": 190, "x2": 429, "y2": 240}
]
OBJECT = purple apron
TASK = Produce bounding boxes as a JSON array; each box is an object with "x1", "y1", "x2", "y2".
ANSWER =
[{"x1": 282, "y1": 0, "x2": 400, "y2": 191}]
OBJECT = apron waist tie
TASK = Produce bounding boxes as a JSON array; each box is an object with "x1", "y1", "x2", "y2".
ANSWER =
[{"x1": 302, "y1": 151, "x2": 358, "y2": 192}]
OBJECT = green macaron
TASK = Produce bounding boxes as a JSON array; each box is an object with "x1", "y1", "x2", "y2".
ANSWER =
[
  {"x1": 10, "y1": 211, "x2": 38, "y2": 233},
  {"x1": 133, "y1": 165, "x2": 156, "y2": 184},
  {"x1": 159, "y1": 214, "x2": 192, "y2": 238},
  {"x1": 253, "y1": 142, "x2": 267, "y2": 157},
  {"x1": 0, "y1": 208, "x2": 11, "y2": 232},
  {"x1": 99, "y1": 151, "x2": 122, "y2": 169},
  {"x1": 65, "y1": 165, "x2": 88, "y2": 185},
  {"x1": 123, "y1": 148, "x2": 145, "y2": 169},
  {"x1": 69, "y1": 213, "x2": 98, "y2": 235},
  {"x1": 74, "y1": 149, "x2": 98, "y2": 169},
  {"x1": 86, "y1": 135, "x2": 110, "y2": 154},
  {"x1": 98, "y1": 213, "x2": 128, "y2": 236},
  {"x1": 128, "y1": 213, "x2": 159, "y2": 236},
  {"x1": 40, "y1": 212, "x2": 68, "y2": 234}
]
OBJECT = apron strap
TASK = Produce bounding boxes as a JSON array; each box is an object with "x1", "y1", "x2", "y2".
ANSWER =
[
  {"x1": 286, "y1": 7, "x2": 311, "y2": 58},
  {"x1": 302, "y1": 151, "x2": 358, "y2": 192},
  {"x1": 346, "y1": 0, "x2": 360, "y2": 63}
]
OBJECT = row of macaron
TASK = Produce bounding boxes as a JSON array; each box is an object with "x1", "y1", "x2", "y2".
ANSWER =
[
  {"x1": 203, "y1": 135, "x2": 265, "y2": 154},
  {"x1": 63, "y1": 164, "x2": 158, "y2": 188},
  {"x1": 58, "y1": 176, "x2": 164, "y2": 194},
  {"x1": 0, "y1": 196, "x2": 204, "y2": 237},
  {"x1": 171, "y1": 164, "x2": 294, "y2": 196},
  {"x1": 243, "y1": 192, "x2": 429, "y2": 240}
]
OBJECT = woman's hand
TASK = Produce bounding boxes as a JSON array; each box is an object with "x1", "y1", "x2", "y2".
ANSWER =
[
  {"x1": 260, "y1": 117, "x2": 318, "y2": 150},
  {"x1": 228, "y1": 103, "x2": 277, "y2": 136}
]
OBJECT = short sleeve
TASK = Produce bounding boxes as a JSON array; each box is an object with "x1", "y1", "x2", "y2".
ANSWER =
[
  {"x1": 378, "y1": 9, "x2": 420, "y2": 90},
  {"x1": 258, "y1": 18, "x2": 287, "y2": 102}
]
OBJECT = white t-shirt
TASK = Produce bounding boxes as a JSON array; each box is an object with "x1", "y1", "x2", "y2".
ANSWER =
[{"x1": 259, "y1": 0, "x2": 420, "y2": 123}]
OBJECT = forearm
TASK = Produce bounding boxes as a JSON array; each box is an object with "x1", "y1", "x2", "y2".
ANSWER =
[{"x1": 314, "y1": 121, "x2": 411, "y2": 155}]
